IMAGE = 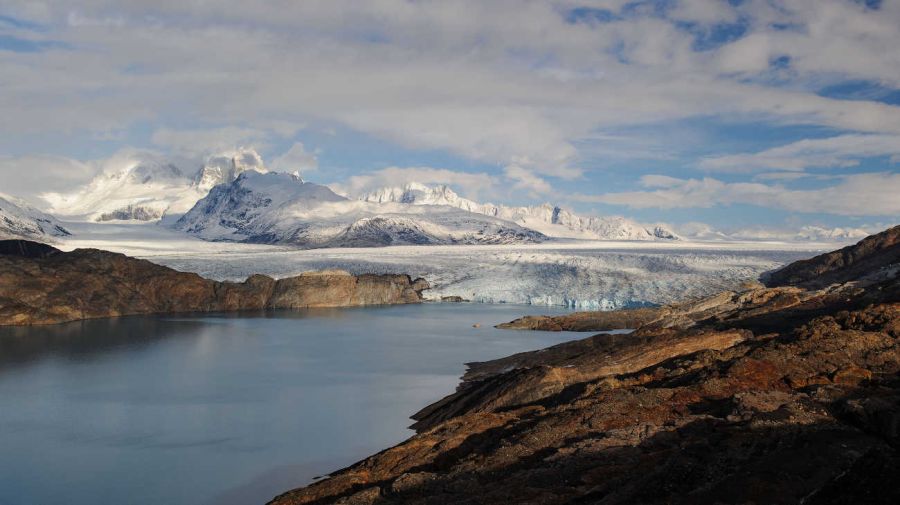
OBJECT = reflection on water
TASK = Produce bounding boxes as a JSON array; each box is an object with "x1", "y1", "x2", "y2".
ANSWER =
[{"x1": 0, "y1": 304, "x2": 579, "y2": 505}]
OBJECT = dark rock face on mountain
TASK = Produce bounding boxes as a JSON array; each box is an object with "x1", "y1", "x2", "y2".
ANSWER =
[
  {"x1": 0, "y1": 240, "x2": 428, "y2": 326},
  {"x1": 765, "y1": 224, "x2": 900, "y2": 288},
  {"x1": 97, "y1": 204, "x2": 164, "y2": 222},
  {"x1": 269, "y1": 229, "x2": 900, "y2": 505}
]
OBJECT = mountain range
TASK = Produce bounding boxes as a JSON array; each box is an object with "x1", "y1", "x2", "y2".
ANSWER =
[
  {"x1": 1, "y1": 150, "x2": 876, "y2": 246},
  {"x1": 360, "y1": 182, "x2": 678, "y2": 241}
]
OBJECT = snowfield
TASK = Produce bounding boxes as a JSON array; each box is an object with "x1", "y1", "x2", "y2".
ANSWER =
[{"x1": 59, "y1": 221, "x2": 828, "y2": 309}]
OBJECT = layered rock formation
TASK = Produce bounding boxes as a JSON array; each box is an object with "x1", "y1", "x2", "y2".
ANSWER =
[
  {"x1": 0, "y1": 240, "x2": 428, "y2": 325},
  {"x1": 269, "y1": 227, "x2": 900, "y2": 505}
]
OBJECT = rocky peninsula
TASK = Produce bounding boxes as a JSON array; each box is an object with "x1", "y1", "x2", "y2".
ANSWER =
[
  {"x1": 0, "y1": 239, "x2": 429, "y2": 326},
  {"x1": 269, "y1": 225, "x2": 900, "y2": 505}
]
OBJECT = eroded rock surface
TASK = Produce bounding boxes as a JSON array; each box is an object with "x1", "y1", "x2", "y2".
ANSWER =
[
  {"x1": 0, "y1": 240, "x2": 428, "y2": 325},
  {"x1": 269, "y1": 228, "x2": 900, "y2": 505}
]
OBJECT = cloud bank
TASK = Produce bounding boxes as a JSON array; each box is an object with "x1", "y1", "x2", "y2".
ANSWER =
[{"x1": 0, "y1": 0, "x2": 897, "y2": 226}]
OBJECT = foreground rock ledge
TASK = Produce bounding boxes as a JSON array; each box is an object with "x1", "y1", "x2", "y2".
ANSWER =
[
  {"x1": 0, "y1": 240, "x2": 429, "y2": 326},
  {"x1": 269, "y1": 225, "x2": 900, "y2": 505}
]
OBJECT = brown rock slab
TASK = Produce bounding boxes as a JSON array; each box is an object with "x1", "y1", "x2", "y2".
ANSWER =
[{"x1": 0, "y1": 240, "x2": 429, "y2": 325}]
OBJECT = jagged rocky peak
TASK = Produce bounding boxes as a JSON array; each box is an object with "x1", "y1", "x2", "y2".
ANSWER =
[
  {"x1": 174, "y1": 171, "x2": 349, "y2": 240},
  {"x1": 194, "y1": 147, "x2": 267, "y2": 191}
]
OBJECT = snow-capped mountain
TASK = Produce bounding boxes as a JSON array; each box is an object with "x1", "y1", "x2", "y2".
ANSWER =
[
  {"x1": 359, "y1": 183, "x2": 678, "y2": 241},
  {"x1": 175, "y1": 172, "x2": 546, "y2": 247},
  {"x1": 0, "y1": 194, "x2": 71, "y2": 240},
  {"x1": 42, "y1": 148, "x2": 266, "y2": 222},
  {"x1": 362, "y1": 182, "x2": 488, "y2": 211},
  {"x1": 793, "y1": 226, "x2": 870, "y2": 242}
]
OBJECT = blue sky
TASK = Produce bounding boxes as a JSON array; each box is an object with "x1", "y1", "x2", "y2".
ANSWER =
[{"x1": 0, "y1": 0, "x2": 898, "y2": 234}]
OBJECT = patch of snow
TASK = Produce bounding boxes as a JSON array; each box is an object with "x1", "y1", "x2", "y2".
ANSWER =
[{"x1": 0, "y1": 194, "x2": 71, "y2": 240}]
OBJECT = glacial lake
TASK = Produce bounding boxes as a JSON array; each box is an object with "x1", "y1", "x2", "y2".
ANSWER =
[{"x1": 0, "y1": 304, "x2": 581, "y2": 505}]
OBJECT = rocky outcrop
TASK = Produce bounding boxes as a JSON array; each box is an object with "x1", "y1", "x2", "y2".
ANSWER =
[
  {"x1": 496, "y1": 307, "x2": 663, "y2": 331},
  {"x1": 269, "y1": 229, "x2": 900, "y2": 505},
  {"x1": 0, "y1": 240, "x2": 428, "y2": 326},
  {"x1": 269, "y1": 272, "x2": 427, "y2": 308},
  {"x1": 765, "y1": 223, "x2": 900, "y2": 288}
]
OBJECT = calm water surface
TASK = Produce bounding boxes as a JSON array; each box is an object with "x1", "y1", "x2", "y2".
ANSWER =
[{"x1": 0, "y1": 304, "x2": 581, "y2": 505}]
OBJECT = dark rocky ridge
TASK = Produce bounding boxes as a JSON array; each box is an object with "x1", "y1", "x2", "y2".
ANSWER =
[
  {"x1": 764, "y1": 223, "x2": 900, "y2": 288},
  {"x1": 0, "y1": 240, "x2": 429, "y2": 326},
  {"x1": 269, "y1": 227, "x2": 900, "y2": 505}
]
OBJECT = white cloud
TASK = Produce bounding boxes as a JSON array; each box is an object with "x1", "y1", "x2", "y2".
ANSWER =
[
  {"x1": 151, "y1": 126, "x2": 274, "y2": 155},
  {"x1": 701, "y1": 134, "x2": 900, "y2": 173},
  {"x1": 1, "y1": 2, "x2": 899, "y2": 177},
  {"x1": 1, "y1": 0, "x2": 900, "y2": 220},
  {"x1": 0, "y1": 154, "x2": 98, "y2": 206},
  {"x1": 270, "y1": 142, "x2": 318, "y2": 175},
  {"x1": 503, "y1": 164, "x2": 553, "y2": 195},
  {"x1": 579, "y1": 172, "x2": 900, "y2": 216},
  {"x1": 668, "y1": 0, "x2": 738, "y2": 24}
]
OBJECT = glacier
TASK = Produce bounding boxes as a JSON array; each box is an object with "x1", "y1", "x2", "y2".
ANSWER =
[{"x1": 59, "y1": 221, "x2": 826, "y2": 310}]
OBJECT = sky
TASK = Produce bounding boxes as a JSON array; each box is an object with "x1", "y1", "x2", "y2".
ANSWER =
[{"x1": 0, "y1": 0, "x2": 899, "y2": 233}]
